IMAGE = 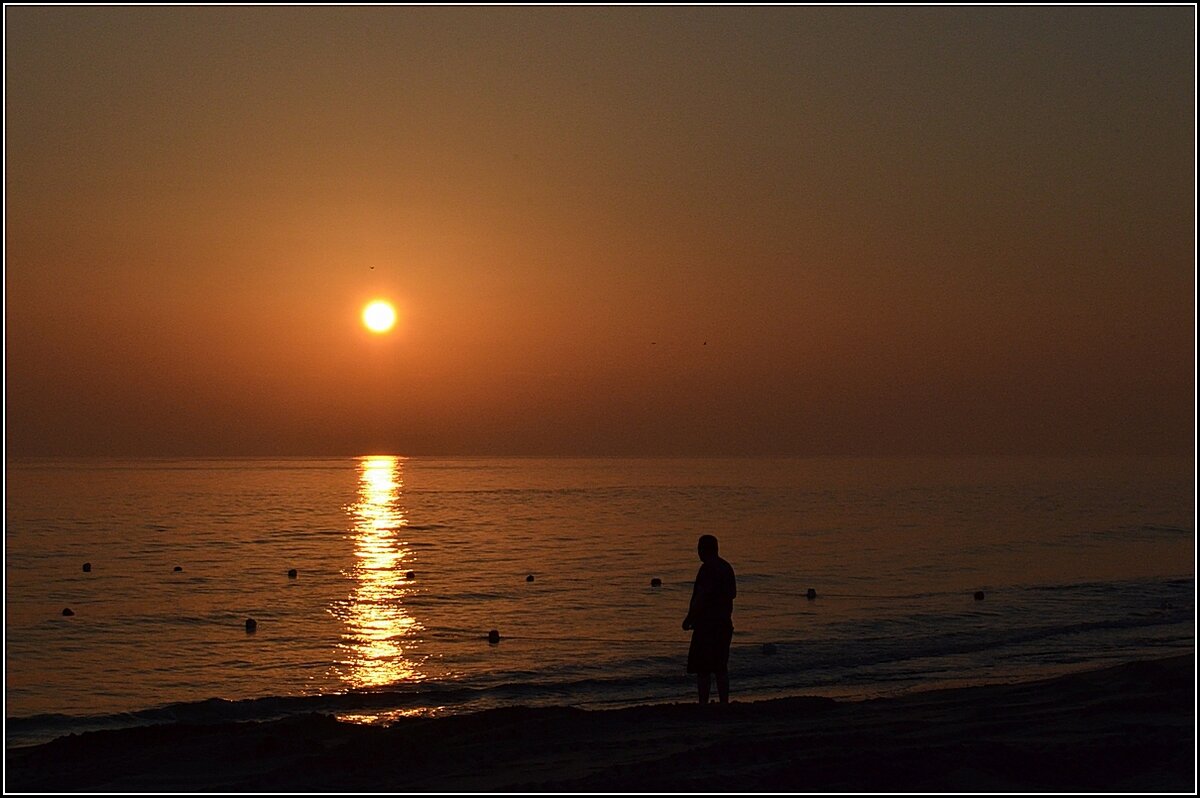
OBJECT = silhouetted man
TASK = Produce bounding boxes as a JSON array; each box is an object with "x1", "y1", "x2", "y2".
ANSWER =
[{"x1": 682, "y1": 534, "x2": 736, "y2": 704}]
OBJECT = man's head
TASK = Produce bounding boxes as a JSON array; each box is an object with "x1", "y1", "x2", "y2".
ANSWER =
[{"x1": 697, "y1": 534, "x2": 719, "y2": 562}]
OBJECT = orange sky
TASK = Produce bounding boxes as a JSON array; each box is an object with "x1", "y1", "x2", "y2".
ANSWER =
[{"x1": 4, "y1": 7, "x2": 1195, "y2": 456}]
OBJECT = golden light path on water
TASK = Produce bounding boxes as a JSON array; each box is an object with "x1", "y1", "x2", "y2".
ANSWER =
[{"x1": 333, "y1": 455, "x2": 427, "y2": 693}]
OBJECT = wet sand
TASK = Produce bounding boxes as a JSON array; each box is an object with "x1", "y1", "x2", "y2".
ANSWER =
[{"x1": 6, "y1": 654, "x2": 1194, "y2": 792}]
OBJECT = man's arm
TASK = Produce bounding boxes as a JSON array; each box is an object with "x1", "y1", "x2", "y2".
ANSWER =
[
  {"x1": 683, "y1": 565, "x2": 710, "y2": 629},
  {"x1": 683, "y1": 582, "x2": 697, "y2": 629}
]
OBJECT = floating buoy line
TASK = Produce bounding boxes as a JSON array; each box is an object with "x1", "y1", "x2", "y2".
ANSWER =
[{"x1": 60, "y1": 562, "x2": 993, "y2": 649}]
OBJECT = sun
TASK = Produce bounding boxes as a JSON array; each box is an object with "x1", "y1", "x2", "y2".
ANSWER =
[{"x1": 362, "y1": 300, "x2": 397, "y2": 333}]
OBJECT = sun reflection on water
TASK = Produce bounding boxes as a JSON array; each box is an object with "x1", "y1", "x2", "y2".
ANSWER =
[{"x1": 332, "y1": 455, "x2": 426, "y2": 689}]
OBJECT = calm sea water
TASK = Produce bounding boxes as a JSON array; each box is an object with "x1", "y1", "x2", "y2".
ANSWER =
[{"x1": 5, "y1": 456, "x2": 1194, "y2": 747}]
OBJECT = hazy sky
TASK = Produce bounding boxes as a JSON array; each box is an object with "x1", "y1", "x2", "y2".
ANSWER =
[{"x1": 4, "y1": 6, "x2": 1195, "y2": 457}]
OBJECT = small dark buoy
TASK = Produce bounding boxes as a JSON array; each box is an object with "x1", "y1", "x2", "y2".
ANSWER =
[
  {"x1": 406, "y1": 570, "x2": 415, "y2": 580},
  {"x1": 173, "y1": 566, "x2": 183, "y2": 572},
  {"x1": 761, "y1": 642, "x2": 778, "y2": 655},
  {"x1": 82, "y1": 562, "x2": 92, "y2": 573},
  {"x1": 650, "y1": 577, "x2": 662, "y2": 588},
  {"x1": 245, "y1": 618, "x2": 257, "y2": 633},
  {"x1": 806, "y1": 588, "x2": 817, "y2": 600},
  {"x1": 288, "y1": 568, "x2": 298, "y2": 579},
  {"x1": 487, "y1": 629, "x2": 501, "y2": 644},
  {"x1": 974, "y1": 591, "x2": 985, "y2": 601},
  {"x1": 62, "y1": 608, "x2": 75, "y2": 617},
  {"x1": 526, "y1": 574, "x2": 534, "y2": 582}
]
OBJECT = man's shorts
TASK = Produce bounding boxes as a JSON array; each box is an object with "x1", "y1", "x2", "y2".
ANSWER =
[{"x1": 686, "y1": 619, "x2": 734, "y2": 674}]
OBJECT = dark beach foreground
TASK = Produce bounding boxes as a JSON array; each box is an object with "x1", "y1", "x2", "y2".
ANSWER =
[{"x1": 6, "y1": 654, "x2": 1194, "y2": 793}]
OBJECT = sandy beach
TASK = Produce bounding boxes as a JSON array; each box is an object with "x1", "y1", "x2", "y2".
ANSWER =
[{"x1": 6, "y1": 653, "x2": 1193, "y2": 792}]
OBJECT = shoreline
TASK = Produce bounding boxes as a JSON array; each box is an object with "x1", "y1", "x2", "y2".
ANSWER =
[{"x1": 6, "y1": 653, "x2": 1195, "y2": 792}]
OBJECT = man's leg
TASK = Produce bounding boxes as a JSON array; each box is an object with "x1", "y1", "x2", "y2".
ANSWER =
[
  {"x1": 697, "y1": 672, "x2": 711, "y2": 704},
  {"x1": 715, "y1": 668, "x2": 729, "y2": 704}
]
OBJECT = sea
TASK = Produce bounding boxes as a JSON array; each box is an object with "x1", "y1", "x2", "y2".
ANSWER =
[{"x1": 4, "y1": 455, "x2": 1195, "y2": 748}]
